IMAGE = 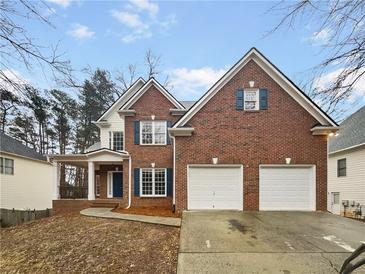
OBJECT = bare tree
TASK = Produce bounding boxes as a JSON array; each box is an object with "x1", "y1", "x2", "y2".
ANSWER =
[
  {"x1": 268, "y1": 0, "x2": 365, "y2": 118},
  {"x1": 0, "y1": 0, "x2": 75, "y2": 93},
  {"x1": 115, "y1": 64, "x2": 137, "y2": 95},
  {"x1": 115, "y1": 49, "x2": 171, "y2": 94}
]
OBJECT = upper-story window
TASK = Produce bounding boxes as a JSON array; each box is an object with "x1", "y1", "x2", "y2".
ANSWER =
[
  {"x1": 244, "y1": 89, "x2": 259, "y2": 110},
  {"x1": 0, "y1": 157, "x2": 14, "y2": 175},
  {"x1": 337, "y1": 158, "x2": 346, "y2": 177},
  {"x1": 141, "y1": 121, "x2": 166, "y2": 145},
  {"x1": 109, "y1": 131, "x2": 124, "y2": 151}
]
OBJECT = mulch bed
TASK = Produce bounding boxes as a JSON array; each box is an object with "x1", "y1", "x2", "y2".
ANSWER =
[
  {"x1": 0, "y1": 214, "x2": 180, "y2": 273},
  {"x1": 113, "y1": 207, "x2": 181, "y2": 218}
]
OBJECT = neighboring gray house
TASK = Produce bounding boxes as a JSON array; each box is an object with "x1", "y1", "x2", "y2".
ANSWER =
[{"x1": 328, "y1": 106, "x2": 365, "y2": 219}]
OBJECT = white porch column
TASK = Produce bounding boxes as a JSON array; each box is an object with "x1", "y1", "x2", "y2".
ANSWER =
[
  {"x1": 52, "y1": 161, "x2": 60, "y2": 200},
  {"x1": 88, "y1": 161, "x2": 95, "y2": 200}
]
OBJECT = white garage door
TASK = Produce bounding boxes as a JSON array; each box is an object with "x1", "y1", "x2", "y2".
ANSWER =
[
  {"x1": 259, "y1": 166, "x2": 315, "y2": 211},
  {"x1": 188, "y1": 166, "x2": 243, "y2": 210}
]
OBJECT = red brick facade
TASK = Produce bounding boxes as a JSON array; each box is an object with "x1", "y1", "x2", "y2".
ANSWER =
[
  {"x1": 53, "y1": 56, "x2": 330, "y2": 215},
  {"x1": 174, "y1": 60, "x2": 328, "y2": 214},
  {"x1": 124, "y1": 85, "x2": 180, "y2": 209}
]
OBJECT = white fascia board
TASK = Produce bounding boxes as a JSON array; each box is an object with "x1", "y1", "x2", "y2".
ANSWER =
[
  {"x1": 174, "y1": 48, "x2": 337, "y2": 128},
  {"x1": 329, "y1": 143, "x2": 365, "y2": 155},
  {"x1": 120, "y1": 78, "x2": 184, "y2": 110},
  {"x1": 311, "y1": 126, "x2": 339, "y2": 135},
  {"x1": 86, "y1": 148, "x2": 129, "y2": 157},
  {"x1": 96, "y1": 78, "x2": 145, "y2": 122},
  {"x1": 168, "y1": 127, "x2": 194, "y2": 136}
]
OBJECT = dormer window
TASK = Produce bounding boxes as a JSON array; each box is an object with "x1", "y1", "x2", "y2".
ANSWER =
[
  {"x1": 109, "y1": 131, "x2": 124, "y2": 151},
  {"x1": 244, "y1": 89, "x2": 259, "y2": 110}
]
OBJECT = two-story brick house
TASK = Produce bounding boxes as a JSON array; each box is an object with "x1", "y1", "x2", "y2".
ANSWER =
[{"x1": 50, "y1": 48, "x2": 338, "y2": 215}]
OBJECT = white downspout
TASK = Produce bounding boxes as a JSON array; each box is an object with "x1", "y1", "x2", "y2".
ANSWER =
[
  {"x1": 172, "y1": 136, "x2": 176, "y2": 209},
  {"x1": 126, "y1": 155, "x2": 132, "y2": 209}
]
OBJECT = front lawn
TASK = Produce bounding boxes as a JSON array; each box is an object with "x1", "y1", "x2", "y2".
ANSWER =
[{"x1": 0, "y1": 214, "x2": 179, "y2": 273}]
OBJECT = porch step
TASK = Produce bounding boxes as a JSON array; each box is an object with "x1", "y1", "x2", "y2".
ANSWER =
[{"x1": 90, "y1": 201, "x2": 119, "y2": 209}]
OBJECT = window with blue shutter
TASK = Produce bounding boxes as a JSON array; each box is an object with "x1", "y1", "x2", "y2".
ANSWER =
[
  {"x1": 236, "y1": 89, "x2": 244, "y2": 110},
  {"x1": 134, "y1": 121, "x2": 140, "y2": 145},
  {"x1": 166, "y1": 121, "x2": 172, "y2": 145},
  {"x1": 259, "y1": 88, "x2": 268, "y2": 110},
  {"x1": 134, "y1": 168, "x2": 140, "y2": 196},
  {"x1": 167, "y1": 168, "x2": 173, "y2": 197}
]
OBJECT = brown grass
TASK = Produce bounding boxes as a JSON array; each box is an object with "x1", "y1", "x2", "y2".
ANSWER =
[{"x1": 0, "y1": 214, "x2": 179, "y2": 273}]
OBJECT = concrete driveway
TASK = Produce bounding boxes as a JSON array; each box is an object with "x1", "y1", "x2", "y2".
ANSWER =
[{"x1": 178, "y1": 211, "x2": 365, "y2": 274}]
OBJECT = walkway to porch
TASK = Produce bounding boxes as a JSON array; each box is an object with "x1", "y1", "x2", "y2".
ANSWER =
[{"x1": 80, "y1": 207, "x2": 181, "y2": 227}]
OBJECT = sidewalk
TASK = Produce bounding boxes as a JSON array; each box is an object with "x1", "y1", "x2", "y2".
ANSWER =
[{"x1": 80, "y1": 207, "x2": 181, "y2": 227}]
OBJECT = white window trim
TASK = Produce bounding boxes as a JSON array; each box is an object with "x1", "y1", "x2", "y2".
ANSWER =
[
  {"x1": 243, "y1": 88, "x2": 259, "y2": 111},
  {"x1": 140, "y1": 121, "x2": 167, "y2": 145},
  {"x1": 109, "y1": 131, "x2": 124, "y2": 151},
  {"x1": 0, "y1": 157, "x2": 14, "y2": 175},
  {"x1": 140, "y1": 168, "x2": 167, "y2": 197}
]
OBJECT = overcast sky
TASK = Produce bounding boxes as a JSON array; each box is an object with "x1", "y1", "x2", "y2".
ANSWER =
[{"x1": 6, "y1": 0, "x2": 365, "y2": 119}]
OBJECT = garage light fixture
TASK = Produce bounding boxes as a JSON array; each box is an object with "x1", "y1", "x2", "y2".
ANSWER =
[
  {"x1": 285, "y1": 158, "x2": 291, "y2": 164},
  {"x1": 212, "y1": 157, "x2": 218, "y2": 165}
]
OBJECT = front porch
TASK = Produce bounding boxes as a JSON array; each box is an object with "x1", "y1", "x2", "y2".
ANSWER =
[{"x1": 49, "y1": 149, "x2": 131, "y2": 214}]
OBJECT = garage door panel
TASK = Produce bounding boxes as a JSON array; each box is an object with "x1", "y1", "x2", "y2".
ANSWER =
[
  {"x1": 188, "y1": 166, "x2": 243, "y2": 210},
  {"x1": 259, "y1": 167, "x2": 315, "y2": 211}
]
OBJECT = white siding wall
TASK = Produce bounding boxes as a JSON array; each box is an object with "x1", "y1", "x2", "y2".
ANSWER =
[
  {"x1": 100, "y1": 112, "x2": 125, "y2": 149},
  {"x1": 0, "y1": 153, "x2": 53, "y2": 210},
  {"x1": 328, "y1": 146, "x2": 365, "y2": 210}
]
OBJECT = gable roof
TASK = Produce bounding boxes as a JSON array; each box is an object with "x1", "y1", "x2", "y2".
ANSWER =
[
  {"x1": 329, "y1": 106, "x2": 365, "y2": 153},
  {"x1": 96, "y1": 77, "x2": 145, "y2": 122},
  {"x1": 0, "y1": 133, "x2": 47, "y2": 162},
  {"x1": 173, "y1": 48, "x2": 338, "y2": 128},
  {"x1": 120, "y1": 77, "x2": 185, "y2": 110}
]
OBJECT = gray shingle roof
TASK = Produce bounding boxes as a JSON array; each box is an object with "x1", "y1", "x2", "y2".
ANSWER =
[
  {"x1": 180, "y1": 101, "x2": 196, "y2": 109},
  {"x1": 0, "y1": 133, "x2": 47, "y2": 161},
  {"x1": 85, "y1": 142, "x2": 101, "y2": 152},
  {"x1": 329, "y1": 106, "x2": 365, "y2": 153}
]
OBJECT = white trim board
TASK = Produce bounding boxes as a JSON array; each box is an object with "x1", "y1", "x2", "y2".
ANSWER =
[
  {"x1": 329, "y1": 143, "x2": 365, "y2": 155},
  {"x1": 173, "y1": 48, "x2": 337, "y2": 128},
  {"x1": 120, "y1": 78, "x2": 184, "y2": 110}
]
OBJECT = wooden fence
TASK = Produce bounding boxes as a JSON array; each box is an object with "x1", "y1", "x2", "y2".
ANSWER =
[{"x1": 0, "y1": 208, "x2": 52, "y2": 228}]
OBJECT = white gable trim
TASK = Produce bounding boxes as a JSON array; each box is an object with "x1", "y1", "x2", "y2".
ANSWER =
[
  {"x1": 120, "y1": 78, "x2": 184, "y2": 110},
  {"x1": 96, "y1": 77, "x2": 145, "y2": 122},
  {"x1": 173, "y1": 48, "x2": 337, "y2": 128},
  {"x1": 86, "y1": 148, "x2": 129, "y2": 157}
]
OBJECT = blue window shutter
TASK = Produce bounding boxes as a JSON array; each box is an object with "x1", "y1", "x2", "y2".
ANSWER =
[
  {"x1": 134, "y1": 168, "x2": 140, "y2": 196},
  {"x1": 167, "y1": 168, "x2": 173, "y2": 197},
  {"x1": 166, "y1": 121, "x2": 172, "y2": 145},
  {"x1": 259, "y1": 89, "x2": 268, "y2": 110},
  {"x1": 134, "y1": 121, "x2": 140, "y2": 145},
  {"x1": 236, "y1": 89, "x2": 244, "y2": 110},
  {"x1": 108, "y1": 131, "x2": 112, "y2": 149}
]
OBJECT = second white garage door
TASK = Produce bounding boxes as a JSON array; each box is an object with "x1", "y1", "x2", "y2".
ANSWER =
[
  {"x1": 259, "y1": 166, "x2": 316, "y2": 211},
  {"x1": 188, "y1": 166, "x2": 243, "y2": 210}
]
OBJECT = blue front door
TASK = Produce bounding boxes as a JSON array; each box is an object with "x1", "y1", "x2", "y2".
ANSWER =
[{"x1": 112, "y1": 172, "x2": 123, "y2": 197}]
